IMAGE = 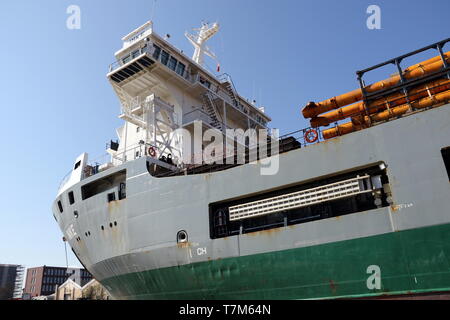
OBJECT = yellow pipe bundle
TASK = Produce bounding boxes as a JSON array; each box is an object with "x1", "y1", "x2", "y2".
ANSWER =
[
  {"x1": 302, "y1": 51, "x2": 450, "y2": 119},
  {"x1": 310, "y1": 78, "x2": 450, "y2": 127},
  {"x1": 322, "y1": 89, "x2": 450, "y2": 139}
]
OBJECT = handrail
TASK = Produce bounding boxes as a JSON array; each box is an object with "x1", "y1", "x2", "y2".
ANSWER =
[
  {"x1": 57, "y1": 170, "x2": 73, "y2": 193},
  {"x1": 217, "y1": 73, "x2": 239, "y2": 104}
]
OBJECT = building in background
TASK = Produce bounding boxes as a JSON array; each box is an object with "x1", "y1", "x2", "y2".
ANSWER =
[
  {"x1": 0, "y1": 264, "x2": 25, "y2": 300},
  {"x1": 23, "y1": 266, "x2": 92, "y2": 298},
  {"x1": 54, "y1": 279, "x2": 82, "y2": 300},
  {"x1": 55, "y1": 279, "x2": 111, "y2": 300},
  {"x1": 80, "y1": 279, "x2": 111, "y2": 300}
]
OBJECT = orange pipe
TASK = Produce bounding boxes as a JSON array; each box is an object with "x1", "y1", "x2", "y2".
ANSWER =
[
  {"x1": 322, "y1": 121, "x2": 363, "y2": 140},
  {"x1": 322, "y1": 89, "x2": 450, "y2": 139},
  {"x1": 370, "y1": 89, "x2": 450, "y2": 122},
  {"x1": 302, "y1": 51, "x2": 450, "y2": 119},
  {"x1": 310, "y1": 78, "x2": 450, "y2": 127}
]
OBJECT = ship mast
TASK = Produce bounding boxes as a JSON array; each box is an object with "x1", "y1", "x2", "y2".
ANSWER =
[{"x1": 185, "y1": 22, "x2": 219, "y2": 66}]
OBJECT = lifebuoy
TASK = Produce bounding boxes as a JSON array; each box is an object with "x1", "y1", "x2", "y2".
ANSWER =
[
  {"x1": 148, "y1": 147, "x2": 156, "y2": 157},
  {"x1": 305, "y1": 129, "x2": 319, "y2": 143}
]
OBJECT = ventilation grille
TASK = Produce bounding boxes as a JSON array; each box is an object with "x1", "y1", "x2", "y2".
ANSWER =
[{"x1": 229, "y1": 175, "x2": 375, "y2": 221}]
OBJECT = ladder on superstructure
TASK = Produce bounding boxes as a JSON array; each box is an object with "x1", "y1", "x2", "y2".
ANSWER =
[
  {"x1": 202, "y1": 92, "x2": 223, "y2": 131},
  {"x1": 219, "y1": 73, "x2": 240, "y2": 107}
]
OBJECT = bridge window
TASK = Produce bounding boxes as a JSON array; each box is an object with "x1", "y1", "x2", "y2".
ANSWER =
[
  {"x1": 168, "y1": 56, "x2": 178, "y2": 71},
  {"x1": 161, "y1": 50, "x2": 169, "y2": 65},
  {"x1": 152, "y1": 44, "x2": 161, "y2": 60},
  {"x1": 176, "y1": 62, "x2": 185, "y2": 77},
  {"x1": 131, "y1": 49, "x2": 140, "y2": 59},
  {"x1": 122, "y1": 55, "x2": 132, "y2": 64},
  {"x1": 442, "y1": 147, "x2": 450, "y2": 180}
]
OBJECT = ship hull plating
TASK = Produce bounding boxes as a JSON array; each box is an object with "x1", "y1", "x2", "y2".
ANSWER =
[
  {"x1": 100, "y1": 222, "x2": 450, "y2": 299},
  {"x1": 53, "y1": 104, "x2": 450, "y2": 300}
]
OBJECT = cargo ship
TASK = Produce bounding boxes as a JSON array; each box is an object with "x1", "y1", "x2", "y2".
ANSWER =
[{"x1": 52, "y1": 20, "x2": 450, "y2": 299}]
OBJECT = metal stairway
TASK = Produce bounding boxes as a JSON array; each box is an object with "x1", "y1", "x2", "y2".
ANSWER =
[
  {"x1": 219, "y1": 73, "x2": 239, "y2": 107},
  {"x1": 202, "y1": 92, "x2": 223, "y2": 131}
]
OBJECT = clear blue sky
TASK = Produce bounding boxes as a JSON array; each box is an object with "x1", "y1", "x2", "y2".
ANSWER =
[{"x1": 0, "y1": 0, "x2": 449, "y2": 269}]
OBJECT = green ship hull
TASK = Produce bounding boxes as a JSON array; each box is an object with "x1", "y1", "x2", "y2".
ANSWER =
[{"x1": 101, "y1": 222, "x2": 450, "y2": 300}]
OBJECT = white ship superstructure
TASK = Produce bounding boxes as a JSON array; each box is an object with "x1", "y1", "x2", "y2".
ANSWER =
[{"x1": 99, "y1": 21, "x2": 270, "y2": 175}]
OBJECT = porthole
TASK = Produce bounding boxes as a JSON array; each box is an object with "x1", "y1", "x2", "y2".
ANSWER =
[
  {"x1": 101, "y1": 226, "x2": 104, "y2": 230},
  {"x1": 114, "y1": 221, "x2": 117, "y2": 226},
  {"x1": 74, "y1": 211, "x2": 79, "y2": 218},
  {"x1": 177, "y1": 230, "x2": 188, "y2": 243},
  {"x1": 109, "y1": 223, "x2": 113, "y2": 228}
]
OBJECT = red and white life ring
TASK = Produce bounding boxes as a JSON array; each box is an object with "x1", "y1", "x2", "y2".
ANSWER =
[
  {"x1": 148, "y1": 147, "x2": 157, "y2": 157},
  {"x1": 305, "y1": 129, "x2": 319, "y2": 143}
]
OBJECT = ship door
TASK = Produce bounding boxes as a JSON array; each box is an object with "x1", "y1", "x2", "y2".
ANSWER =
[{"x1": 119, "y1": 182, "x2": 126, "y2": 200}]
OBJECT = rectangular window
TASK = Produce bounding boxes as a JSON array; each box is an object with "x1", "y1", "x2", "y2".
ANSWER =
[
  {"x1": 176, "y1": 62, "x2": 185, "y2": 77},
  {"x1": 68, "y1": 191, "x2": 75, "y2": 205},
  {"x1": 442, "y1": 147, "x2": 450, "y2": 180},
  {"x1": 57, "y1": 201, "x2": 63, "y2": 213},
  {"x1": 161, "y1": 50, "x2": 169, "y2": 65},
  {"x1": 131, "y1": 49, "x2": 140, "y2": 59},
  {"x1": 199, "y1": 76, "x2": 211, "y2": 89},
  {"x1": 122, "y1": 54, "x2": 132, "y2": 64},
  {"x1": 107, "y1": 192, "x2": 116, "y2": 202},
  {"x1": 168, "y1": 56, "x2": 178, "y2": 71},
  {"x1": 152, "y1": 44, "x2": 161, "y2": 60}
]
